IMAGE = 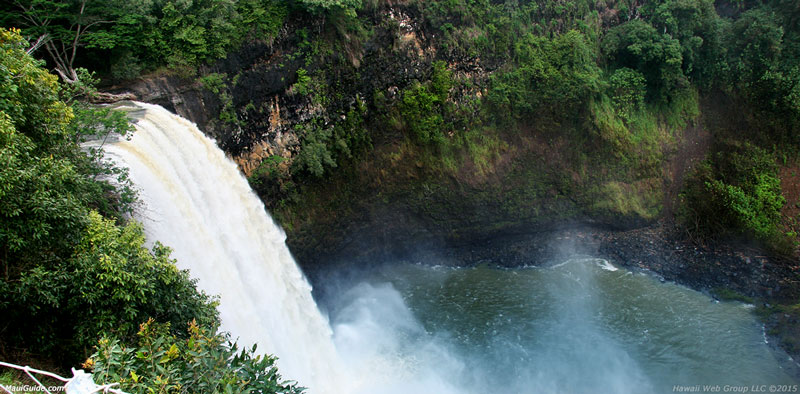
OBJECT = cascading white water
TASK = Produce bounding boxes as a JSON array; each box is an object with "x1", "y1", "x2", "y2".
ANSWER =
[
  {"x1": 100, "y1": 102, "x2": 799, "y2": 394},
  {"x1": 99, "y1": 102, "x2": 342, "y2": 393}
]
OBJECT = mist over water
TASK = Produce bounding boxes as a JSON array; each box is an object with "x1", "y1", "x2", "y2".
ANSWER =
[
  {"x1": 331, "y1": 282, "x2": 468, "y2": 394},
  {"x1": 108, "y1": 102, "x2": 798, "y2": 394},
  {"x1": 323, "y1": 259, "x2": 799, "y2": 393}
]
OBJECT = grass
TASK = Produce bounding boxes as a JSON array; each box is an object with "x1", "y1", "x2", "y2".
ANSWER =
[
  {"x1": 0, "y1": 371, "x2": 18, "y2": 386},
  {"x1": 589, "y1": 95, "x2": 671, "y2": 181},
  {"x1": 711, "y1": 287, "x2": 755, "y2": 304},
  {"x1": 660, "y1": 88, "x2": 700, "y2": 132},
  {"x1": 591, "y1": 180, "x2": 661, "y2": 220},
  {"x1": 758, "y1": 303, "x2": 800, "y2": 355},
  {"x1": 463, "y1": 128, "x2": 507, "y2": 177},
  {"x1": 590, "y1": 95, "x2": 632, "y2": 153},
  {"x1": 0, "y1": 369, "x2": 66, "y2": 394}
]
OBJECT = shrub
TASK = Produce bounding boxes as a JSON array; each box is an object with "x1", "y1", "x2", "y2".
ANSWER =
[
  {"x1": 487, "y1": 30, "x2": 601, "y2": 123},
  {"x1": 89, "y1": 319, "x2": 304, "y2": 394},
  {"x1": 400, "y1": 61, "x2": 453, "y2": 145},
  {"x1": 292, "y1": 100, "x2": 369, "y2": 177},
  {"x1": 7, "y1": 212, "x2": 218, "y2": 359},
  {"x1": 401, "y1": 82, "x2": 448, "y2": 145},
  {"x1": 681, "y1": 142, "x2": 785, "y2": 243},
  {"x1": 602, "y1": 20, "x2": 685, "y2": 102},
  {"x1": 705, "y1": 172, "x2": 784, "y2": 240},
  {"x1": 249, "y1": 155, "x2": 288, "y2": 188},
  {"x1": 608, "y1": 68, "x2": 646, "y2": 122}
]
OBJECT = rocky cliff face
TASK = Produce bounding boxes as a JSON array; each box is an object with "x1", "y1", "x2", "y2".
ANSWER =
[
  {"x1": 120, "y1": 6, "x2": 688, "y2": 271},
  {"x1": 115, "y1": 4, "x2": 800, "y2": 362}
]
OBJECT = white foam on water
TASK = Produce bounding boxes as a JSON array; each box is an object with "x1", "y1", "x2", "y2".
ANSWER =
[{"x1": 596, "y1": 259, "x2": 619, "y2": 272}]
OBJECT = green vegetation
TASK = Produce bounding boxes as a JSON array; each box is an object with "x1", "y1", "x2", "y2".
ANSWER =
[
  {"x1": 0, "y1": 0, "x2": 290, "y2": 82},
  {"x1": 292, "y1": 99, "x2": 369, "y2": 177},
  {"x1": 293, "y1": 68, "x2": 313, "y2": 96},
  {"x1": 401, "y1": 61, "x2": 453, "y2": 145},
  {"x1": 0, "y1": 0, "x2": 793, "y2": 255},
  {"x1": 198, "y1": 72, "x2": 240, "y2": 125},
  {"x1": 608, "y1": 68, "x2": 647, "y2": 122},
  {"x1": 249, "y1": 155, "x2": 287, "y2": 188},
  {"x1": 297, "y1": 0, "x2": 360, "y2": 17},
  {"x1": 0, "y1": 28, "x2": 299, "y2": 393},
  {"x1": 218, "y1": 0, "x2": 797, "y2": 257},
  {"x1": 198, "y1": 73, "x2": 228, "y2": 95},
  {"x1": 488, "y1": 30, "x2": 601, "y2": 123},
  {"x1": 89, "y1": 319, "x2": 303, "y2": 394},
  {"x1": 602, "y1": 20, "x2": 685, "y2": 102},
  {"x1": 592, "y1": 181, "x2": 661, "y2": 220},
  {"x1": 711, "y1": 287, "x2": 755, "y2": 304},
  {"x1": 681, "y1": 142, "x2": 787, "y2": 246},
  {"x1": 760, "y1": 302, "x2": 800, "y2": 355}
]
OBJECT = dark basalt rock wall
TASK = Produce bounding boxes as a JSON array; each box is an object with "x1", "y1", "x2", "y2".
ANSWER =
[
  {"x1": 114, "y1": 13, "x2": 678, "y2": 276},
  {"x1": 125, "y1": 75, "x2": 211, "y2": 133},
  {"x1": 115, "y1": 10, "x2": 800, "y2": 361},
  {"x1": 115, "y1": 9, "x2": 794, "y2": 304}
]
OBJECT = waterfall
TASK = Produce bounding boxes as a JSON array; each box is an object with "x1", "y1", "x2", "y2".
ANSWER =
[
  {"x1": 94, "y1": 102, "x2": 800, "y2": 393},
  {"x1": 100, "y1": 102, "x2": 342, "y2": 393}
]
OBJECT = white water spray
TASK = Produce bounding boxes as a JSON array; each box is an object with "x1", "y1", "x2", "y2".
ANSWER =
[
  {"x1": 100, "y1": 102, "x2": 799, "y2": 394},
  {"x1": 100, "y1": 102, "x2": 341, "y2": 393}
]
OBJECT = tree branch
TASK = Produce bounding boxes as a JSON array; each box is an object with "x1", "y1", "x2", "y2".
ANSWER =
[
  {"x1": 25, "y1": 34, "x2": 49, "y2": 55},
  {"x1": 70, "y1": 0, "x2": 88, "y2": 68},
  {"x1": 14, "y1": 0, "x2": 114, "y2": 84}
]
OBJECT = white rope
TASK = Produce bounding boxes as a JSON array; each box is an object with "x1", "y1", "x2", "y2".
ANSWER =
[
  {"x1": 0, "y1": 361, "x2": 129, "y2": 394},
  {"x1": 23, "y1": 368, "x2": 54, "y2": 394}
]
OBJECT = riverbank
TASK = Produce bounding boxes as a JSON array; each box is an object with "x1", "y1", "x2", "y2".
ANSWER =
[
  {"x1": 594, "y1": 221, "x2": 800, "y2": 365},
  {"x1": 305, "y1": 219, "x2": 800, "y2": 365}
]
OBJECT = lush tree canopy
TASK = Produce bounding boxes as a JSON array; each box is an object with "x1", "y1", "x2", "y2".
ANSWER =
[
  {"x1": 1, "y1": 0, "x2": 289, "y2": 82},
  {"x1": 488, "y1": 30, "x2": 601, "y2": 122}
]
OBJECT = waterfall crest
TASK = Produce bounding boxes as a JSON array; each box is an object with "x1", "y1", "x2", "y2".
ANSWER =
[{"x1": 101, "y1": 102, "x2": 341, "y2": 393}]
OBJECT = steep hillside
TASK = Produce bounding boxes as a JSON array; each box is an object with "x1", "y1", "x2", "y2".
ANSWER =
[{"x1": 107, "y1": 0, "x2": 798, "y2": 272}]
